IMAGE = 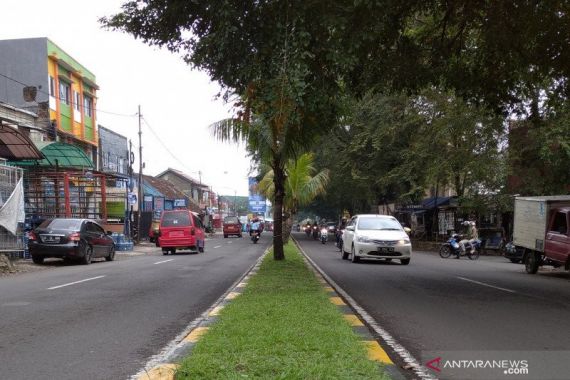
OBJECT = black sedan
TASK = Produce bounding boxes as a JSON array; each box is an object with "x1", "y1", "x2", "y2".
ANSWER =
[{"x1": 28, "y1": 218, "x2": 115, "y2": 265}]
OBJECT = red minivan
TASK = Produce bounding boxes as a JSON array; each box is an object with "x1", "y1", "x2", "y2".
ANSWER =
[
  {"x1": 158, "y1": 210, "x2": 206, "y2": 255},
  {"x1": 223, "y1": 216, "x2": 242, "y2": 238}
]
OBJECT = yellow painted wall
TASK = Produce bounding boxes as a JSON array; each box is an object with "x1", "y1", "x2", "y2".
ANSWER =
[{"x1": 47, "y1": 58, "x2": 57, "y2": 122}]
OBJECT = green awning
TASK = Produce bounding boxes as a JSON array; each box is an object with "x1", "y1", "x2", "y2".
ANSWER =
[{"x1": 14, "y1": 141, "x2": 94, "y2": 168}]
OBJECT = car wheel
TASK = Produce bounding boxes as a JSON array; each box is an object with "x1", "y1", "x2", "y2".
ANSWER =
[
  {"x1": 224, "y1": 234, "x2": 228, "y2": 238},
  {"x1": 170, "y1": 248, "x2": 176, "y2": 255},
  {"x1": 385, "y1": 258, "x2": 392, "y2": 263},
  {"x1": 81, "y1": 246, "x2": 93, "y2": 265},
  {"x1": 199, "y1": 241, "x2": 204, "y2": 253},
  {"x1": 162, "y1": 249, "x2": 169, "y2": 255},
  {"x1": 239, "y1": 233, "x2": 243, "y2": 238},
  {"x1": 400, "y1": 258, "x2": 411, "y2": 265},
  {"x1": 525, "y1": 251, "x2": 540, "y2": 274},
  {"x1": 341, "y1": 244, "x2": 349, "y2": 260},
  {"x1": 351, "y1": 245, "x2": 359, "y2": 263},
  {"x1": 31, "y1": 255, "x2": 44, "y2": 265},
  {"x1": 105, "y1": 244, "x2": 116, "y2": 261}
]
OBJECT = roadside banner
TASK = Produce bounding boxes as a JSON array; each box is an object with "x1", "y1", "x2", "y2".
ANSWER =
[{"x1": 248, "y1": 177, "x2": 266, "y2": 213}]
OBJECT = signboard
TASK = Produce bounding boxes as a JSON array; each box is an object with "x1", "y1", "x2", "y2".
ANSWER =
[
  {"x1": 248, "y1": 177, "x2": 266, "y2": 213},
  {"x1": 174, "y1": 199, "x2": 187, "y2": 208}
]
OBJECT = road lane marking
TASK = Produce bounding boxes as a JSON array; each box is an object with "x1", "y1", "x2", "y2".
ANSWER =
[
  {"x1": 136, "y1": 363, "x2": 179, "y2": 380},
  {"x1": 457, "y1": 276, "x2": 516, "y2": 293},
  {"x1": 214, "y1": 245, "x2": 222, "y2": 249},
  {"x1": 154, "y1": 259, "x2": 174, "y2": 265},
  {"x1": 364, "y1": 340, "x2": 394, "y2": 364},
  {"x1": 47, "y1": 275, "x2": 106, "y2": 290},
  {"x1": 182, "y1": 327, "x2": 209, "y2": 343}
]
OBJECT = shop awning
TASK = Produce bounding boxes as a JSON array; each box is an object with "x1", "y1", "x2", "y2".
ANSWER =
[
  {"x1": 14, "y1": 141, "x2": 94, "y2": 168},
  {"x1": 0, "y1": 124, "x2": 44, "y2": 160}
]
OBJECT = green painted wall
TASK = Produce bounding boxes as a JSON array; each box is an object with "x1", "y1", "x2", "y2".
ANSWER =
[
  {"x1": 60, "y1": 103, "x2": 72, "y2": 132},
  {"x1": 47, "y1": 40, "x2": 96, "y2": 83}
]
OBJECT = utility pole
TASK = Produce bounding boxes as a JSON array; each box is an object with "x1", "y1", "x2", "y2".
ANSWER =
[{"x1": 137, "y1": 105, "x2": 142, "y2": 244}]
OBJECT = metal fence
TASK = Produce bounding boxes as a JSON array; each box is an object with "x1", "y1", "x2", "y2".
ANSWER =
[{"x1": 0, "y1": 163, "x2": 25, "y2": 257}]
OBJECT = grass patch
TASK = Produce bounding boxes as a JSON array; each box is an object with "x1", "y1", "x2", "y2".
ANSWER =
[{"x1": 175, "y1": 243, "x2": 390, "y2": 379}]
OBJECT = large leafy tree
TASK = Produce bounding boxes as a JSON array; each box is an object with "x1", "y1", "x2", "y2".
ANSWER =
[{"x1": 258, "y1": 153, "x2": 329, "y2": 243}]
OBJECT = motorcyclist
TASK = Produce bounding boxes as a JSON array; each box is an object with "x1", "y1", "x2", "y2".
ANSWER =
[
  {"x1": 458, "y1": 221, "x2": 478, "y2": 258},
  {"x1": 335, "y1": 218, "x2": 347, "y2": 248},
  {"x1": 312, "y1": 221, "x2": 319, "y2": 239},
  {"x1": 250, "y1": 218, "x2": 261, "y2": 237}
]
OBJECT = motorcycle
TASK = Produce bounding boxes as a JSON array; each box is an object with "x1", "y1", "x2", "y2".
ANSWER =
[
  {"x1": 251, "y1": 230, "x2": 260, "y2": 244},
  {"x1": 312, "y1": 225, "x2": 319, "y2": 240},
  {"x1": 305, "y1": 225, "x2": 312, "y2": 237},
  {"x1": 319, "y1": 227, "x2": 328, "y2": 244},
  {"x1": 439, "y1": 234, "x2": 481, "y2": 260}
]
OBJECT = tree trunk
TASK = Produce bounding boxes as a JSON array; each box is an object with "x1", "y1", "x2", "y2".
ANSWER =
[
  {"x1": 281, "y1": 213, "x2": 294, "y2": 244},
  {"x1": 273, "y1": 163, "x2": 286, "y2": 260}
]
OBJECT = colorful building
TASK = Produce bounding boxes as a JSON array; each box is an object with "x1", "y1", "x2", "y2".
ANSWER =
[{"x1": 0, "y1": 37, "x2": 99, "y2": 161}]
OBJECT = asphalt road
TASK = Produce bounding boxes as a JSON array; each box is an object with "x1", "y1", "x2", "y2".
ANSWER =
[
  {"x1": 0, "y1": 233, "x2": 268, "y2": 380},
  {"x1": 294, "y1": 232, "x2": 570, "y2": 377}
]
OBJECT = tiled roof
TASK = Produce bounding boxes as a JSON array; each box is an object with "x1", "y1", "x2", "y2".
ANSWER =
[
  {"x1": 156, "y1": 168, "x2": 209, "y2": 189},
  {"x1": 142, "y1": 175, "x2": 202, "y2": 212}
]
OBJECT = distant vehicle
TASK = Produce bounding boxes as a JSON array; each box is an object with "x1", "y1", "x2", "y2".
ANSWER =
[
  {"x1": 326, "y1": 222, "x2": 337, "y2": 235},
  {"x1": 148, "y1": 219, "x2": 160, "y2": 244},
  {"x1": 512, "y1": 196, "x2": 570, "y2": 274},
  {"x1": 28, "y1": 218, "x2": 115, "y2": 265},
  {"x1": 341, "y1": 214, "x2": 411, "y2": 265},
  {"x1": 223, "y1": 216, "x2": 242, "y2": 238},
  {"x1": 158, "y1": 209, "x2": 206, "y2": 255}
]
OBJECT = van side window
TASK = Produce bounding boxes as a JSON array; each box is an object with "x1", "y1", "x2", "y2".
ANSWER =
[
  {"x1": 550, "y1": 212, "x2": 568, "y2": 235},
  {"x1": 193, "y1": 215, "x2": 203, "y2": 229}
]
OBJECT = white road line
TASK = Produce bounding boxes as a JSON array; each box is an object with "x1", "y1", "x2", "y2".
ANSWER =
[
  {"x1": 47, "y1": 275, "x2": 106, "y2": 290},
  {"x1": 154, "y1": 259, "x2": 174, "y2": 265},
  {"x1": 214, "y1": 245, "x2": 222, "y2": 249},
  {"x1": 457, "y1": 277, "x2": 516, "y2": 293}
]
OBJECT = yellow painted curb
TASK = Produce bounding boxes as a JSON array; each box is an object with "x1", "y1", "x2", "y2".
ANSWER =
[
  {"x1": 329, "y1": 296, "x2": 346, "y2": 306},
  {"x1": 236, "y1": 282, "x2": 248, "y2": 287},
  {"x1": 343, "y1": 314, "x2": 364, "y2": 327},
  {"x1": 364, "y1": 340, "x2": 394, "y2": 364},
  {"x1": 208, "y1": 306, "x2": 224, "y2": 317},
  {"x1": 137, "y1": 363, "x2": 179, "y2": 380},
  {"x1": 225, "y1": 292, "x2": 241, "y2": 300},
  {"x1": 323, "y1": 286, "x2": 334, "y2": 292},
  {"x1": 183, "y1": 326, "x2": 209, "y2": 343}
]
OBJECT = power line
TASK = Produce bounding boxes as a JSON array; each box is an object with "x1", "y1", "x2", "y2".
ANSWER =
[
  {"x1": 0, "y1": 71, "x2": 136, "y2": 117},
  {"x1": 141, "y1": 116, "x2": 201, "y2": 176}
]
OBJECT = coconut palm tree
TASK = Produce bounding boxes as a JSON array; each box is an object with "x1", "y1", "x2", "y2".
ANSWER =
[{"x1": 258, "y1": 152, "x2": 329, "y2": 243}]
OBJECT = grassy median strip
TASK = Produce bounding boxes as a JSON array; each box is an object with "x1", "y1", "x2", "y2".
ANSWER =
[{"x1": 175, "y1": 242, "x2": 390, "y2": 379}]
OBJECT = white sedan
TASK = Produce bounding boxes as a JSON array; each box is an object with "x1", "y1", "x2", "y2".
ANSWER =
[{"x1": 341, "y1": 214, "x2": 411, "y2": 265}]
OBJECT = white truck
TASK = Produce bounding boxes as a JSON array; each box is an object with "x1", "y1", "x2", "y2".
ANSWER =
[{"x1": 513, "y1": 196, "x2": 570, "y2": 274}]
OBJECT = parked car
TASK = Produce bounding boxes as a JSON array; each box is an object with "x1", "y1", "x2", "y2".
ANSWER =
[
  {"x1": 341, "y1": 214, "x2": 412, "y2": 265},
  {"x1": 503, "y1": 241, "x2": 524, "y2": 263},
  {"x1": 158, "y1": 209, "x2": 206, "y2": 255},
  {"x1": 28, "y1": 218, "x2": 115, "y2": 265},
  {"x1": 223, "y1": 216, "x2": 242, "y2": 238}
]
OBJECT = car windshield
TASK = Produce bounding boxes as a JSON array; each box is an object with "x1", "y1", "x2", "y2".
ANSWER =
[
  {"x1": 39, "y1": 219, "x2": 82, "y2": 231},
  {"x1": 357, "y1": 217, "x2": 402, "y2": 231},
  {"x1": 161, "y1": 211, "x2": 191, "y2": 227},
  {"x1": 224, "y1": 216, "x2": 239, "y2": 224}
]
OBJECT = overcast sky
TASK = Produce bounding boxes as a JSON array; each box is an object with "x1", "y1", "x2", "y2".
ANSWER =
[{"x1": 1, "y1": 0, "x2": 251, "y2": 196}]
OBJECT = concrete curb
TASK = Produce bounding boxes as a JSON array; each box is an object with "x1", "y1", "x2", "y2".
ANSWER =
[{"x1": 292, "y1": 236, "x2": 438, "y2": 380}]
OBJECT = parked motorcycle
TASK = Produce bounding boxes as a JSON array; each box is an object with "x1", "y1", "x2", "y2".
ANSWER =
[
  {"x1": 439, "y1": 234, "x2": 481, "y2": 260},
  {"x1": 251, "y1": 230, "x2": 260, "y2": 244},
  {"x1": 319, "y1": 227, "x2": 328, "y2": 244}
]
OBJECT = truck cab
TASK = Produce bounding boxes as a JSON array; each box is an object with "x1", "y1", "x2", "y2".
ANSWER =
[{"x1": 544, "y1": 208, "x2": 570, "y2": 267}]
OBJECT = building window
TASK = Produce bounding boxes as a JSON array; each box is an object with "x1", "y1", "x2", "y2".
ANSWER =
[
  {"x1": 84, "y1": 96, "x2": 93, "y2": 117},
  {"x1": 49, "y1": 76, "x2": 56, "y2": 96},
  {"x1": 74, "y1": 91, "x2": 81, "y2": 113},
  {"x1": 59, "y1": 81, "x2": 70, "y2": 104}
]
